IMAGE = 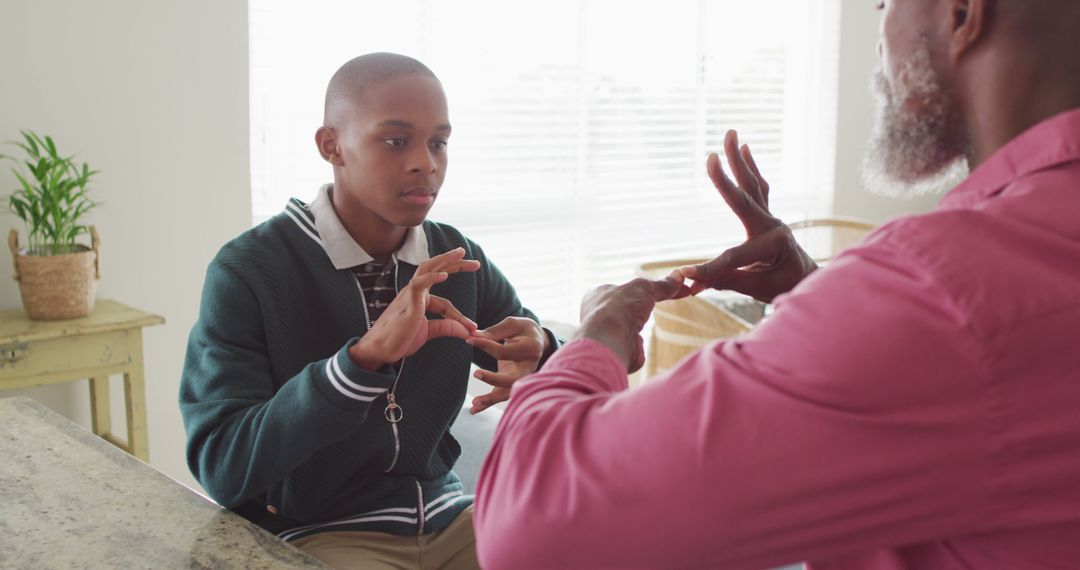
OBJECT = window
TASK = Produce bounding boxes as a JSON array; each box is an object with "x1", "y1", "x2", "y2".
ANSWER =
[{"x1": 251, "y1": 0, "x2": 840, "y2": 323}]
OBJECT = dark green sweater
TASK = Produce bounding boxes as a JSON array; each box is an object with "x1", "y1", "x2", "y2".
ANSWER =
[{"x1": 180, "y1": 198, "x2": 548, "y2": 540}]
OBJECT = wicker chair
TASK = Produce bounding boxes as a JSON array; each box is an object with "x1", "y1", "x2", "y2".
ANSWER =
[{"x1": 787, "y1": 217, "x2": 876, "y2": 264}]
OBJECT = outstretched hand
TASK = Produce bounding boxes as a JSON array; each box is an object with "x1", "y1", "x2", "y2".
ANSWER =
[
  {"x1": 575, "y1": 272, "x2": 691, "y2": 373},
  {"x1": 466, "y1": 317, "x2": 548, "y2": 414},
  {"x1": 348, "y1": 248, "x2": 480, "y2": 370},
  {"x1": 680, "y1": 130, "x2": 816, "y2": 303}
]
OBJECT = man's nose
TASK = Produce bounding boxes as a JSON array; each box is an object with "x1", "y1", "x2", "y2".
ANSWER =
[{"x1": 408, "y1": 147, "x2": 437, "y2": 174}]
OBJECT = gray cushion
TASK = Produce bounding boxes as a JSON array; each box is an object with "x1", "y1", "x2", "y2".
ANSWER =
[{"x1": 451, "y1": 403, "x2": 502, "y2": 494}]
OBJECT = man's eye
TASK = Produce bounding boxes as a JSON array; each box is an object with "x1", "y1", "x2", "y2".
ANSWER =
[
  {"x1": 383, "y1": 138, "x2": 407, "y2": 148},
  {"x1": 431, "y1": 141, "x2": 448, "y2": 150}
]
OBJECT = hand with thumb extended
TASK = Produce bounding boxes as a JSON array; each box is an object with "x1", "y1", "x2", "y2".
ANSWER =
[
  {"x1": 349, "y1": 248, "x2": 480, "y2": 370},
  {"x1": 466, "y1": 316, "x2": 548, "y2": 414},
  {"x1": 681, "y1": 130, "x2": 815, "y2": 303},
  {"x1": 575, "y1": 272, "x2": 691, "y2": 372}
]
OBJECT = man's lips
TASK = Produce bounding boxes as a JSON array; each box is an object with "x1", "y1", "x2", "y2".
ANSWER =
[{"x1": 401, "y1": 187, "x2": 436, "y2": 206}]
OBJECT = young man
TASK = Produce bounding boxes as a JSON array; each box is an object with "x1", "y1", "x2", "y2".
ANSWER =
[
  {"x1": 476, "y1": 0, "x2": 1080, "y2": 569},
  {"x1": 180, "y1": 53, "x2": 558, "y2": 569}
]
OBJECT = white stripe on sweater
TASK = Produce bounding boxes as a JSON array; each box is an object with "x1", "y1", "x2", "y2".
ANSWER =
[
  {"x1": 284, "y1": 208, "x2": 321, "y2": 246},
  {"x1": 279, "y1": 514, "x2": 419, "y2": 541},
  {"x1": 286, "y1": 200, "x2": 316, "y2": 227},
  {"x1": 424, "y1": 495, "x2": 469, "y2": 521},
  {"x1": 277, "y1": 506, "x2": 418, "y2": 538},
  {"x1": 330, "y1": 353, "x2": 387, "y2": 394},
  {"x1": 324, "y1": 359, "x2": 379, "y2": 402},
  {"x1": 425, "y1": 490, "x2": 463, "y2": 511}
]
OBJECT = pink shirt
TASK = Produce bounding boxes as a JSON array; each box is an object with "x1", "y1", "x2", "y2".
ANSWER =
[{"x1": 474, "y1": 108, "x2": 1080, "y2": 570}]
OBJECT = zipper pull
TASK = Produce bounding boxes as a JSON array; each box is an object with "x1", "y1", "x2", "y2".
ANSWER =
[{"x1": 384, "y1": 393, "x2": 403, "y2": 423}]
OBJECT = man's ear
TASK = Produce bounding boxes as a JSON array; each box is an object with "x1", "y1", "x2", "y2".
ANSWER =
[
  {"x1": 315, "y1": 126, "x2": 345, "y2": 166},
  {"x1": 948, "y1": 0, "x2": 989, "y2": 62}
]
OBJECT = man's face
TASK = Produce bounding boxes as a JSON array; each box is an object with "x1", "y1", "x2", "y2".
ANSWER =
[
  {"x1": 333, "y1": 74, "x2": 451, "y2": 227},
  {"x1": 864, "y1": 0, "x2": 970, "y2": 198}
]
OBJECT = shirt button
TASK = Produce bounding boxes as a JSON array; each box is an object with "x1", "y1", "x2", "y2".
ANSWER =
[{"x1": 266, "y1": 505, "x2": 279, "y2": 515}]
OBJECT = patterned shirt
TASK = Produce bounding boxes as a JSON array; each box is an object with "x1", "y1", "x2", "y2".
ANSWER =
[{"x1": 352, "y1": 260, "x2": 397, "y2": 323}]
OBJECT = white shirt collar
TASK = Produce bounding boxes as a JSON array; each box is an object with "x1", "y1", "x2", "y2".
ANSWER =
[{"x1": 308, "y1": 183, "x2": 431, "y2": 269}]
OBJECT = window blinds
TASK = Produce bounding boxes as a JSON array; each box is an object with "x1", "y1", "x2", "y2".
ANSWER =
[{"x1": 251, "y1": 0, "x2": 840, "y2": 323}]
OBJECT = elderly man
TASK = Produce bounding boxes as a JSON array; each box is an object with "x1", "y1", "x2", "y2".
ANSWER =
[{"x1": 474, "y1": 1, "x2": 1080, "y2": 568}]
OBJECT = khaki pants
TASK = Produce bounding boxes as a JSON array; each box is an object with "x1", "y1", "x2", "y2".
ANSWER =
[{"x1": 291, "y1": 506, "x2": 479, "y2": 570}]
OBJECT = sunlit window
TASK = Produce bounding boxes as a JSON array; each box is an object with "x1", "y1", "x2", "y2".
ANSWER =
[{"x1": 251, "y1": 0, "x2": 840, "y2": 323}]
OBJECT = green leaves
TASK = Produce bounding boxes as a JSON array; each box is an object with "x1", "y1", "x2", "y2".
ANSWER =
[{"x1": 1, "y1": 129, "x2": 98, "y2": 255}]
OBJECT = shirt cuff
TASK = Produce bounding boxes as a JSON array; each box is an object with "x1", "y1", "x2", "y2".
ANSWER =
[{"x1": 531, "y1": 337, "x2": 629, "y2": 394}]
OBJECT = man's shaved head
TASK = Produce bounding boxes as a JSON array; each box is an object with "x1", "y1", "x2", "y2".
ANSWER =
[
  {"x1": 323, "y1": 52, "x2": 439, "y2": 128},
  {"x1": 996, "y1": 0, "x2": 1080, "y2": 39},
  {"x1": 314, "y1": 53, "x2": 450, "y2": 244}
]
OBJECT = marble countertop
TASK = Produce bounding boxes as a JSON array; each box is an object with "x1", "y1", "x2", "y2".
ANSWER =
[{"x1": 0, "y1": 396, "x2": 327, "y2": 569}]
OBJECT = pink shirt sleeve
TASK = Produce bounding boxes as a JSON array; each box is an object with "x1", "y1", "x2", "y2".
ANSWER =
[{"x1": 474, "y1": 233, "x2": 1001, "y2": 569}]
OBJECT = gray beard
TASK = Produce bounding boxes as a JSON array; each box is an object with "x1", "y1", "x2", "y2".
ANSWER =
[{"x1": 862, "y1": 43, "x2": 969, "y2": 199}]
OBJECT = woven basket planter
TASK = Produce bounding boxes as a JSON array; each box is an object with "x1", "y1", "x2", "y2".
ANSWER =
[{"x1": 7, "y1": 226, "x2": 101, "y2": 320}]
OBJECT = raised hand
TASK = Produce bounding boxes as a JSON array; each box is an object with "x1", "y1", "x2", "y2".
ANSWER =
[
  {"x1": 680, "y1": 130, "x2": 816, "y2": 303},
  {"x1": 348, "y1": 248, "x2": 480, "y2": 370},
  {"x1": 466, "y1": 317, "x2": 548, "y2": 414},
  {"x1": 575, "y1": 272, "x2": 690, "y2": 373}
]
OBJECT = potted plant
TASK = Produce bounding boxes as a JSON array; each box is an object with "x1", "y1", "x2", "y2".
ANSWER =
[{"x1": 2, "y1": 130, "x2": 101, "y2": 320}]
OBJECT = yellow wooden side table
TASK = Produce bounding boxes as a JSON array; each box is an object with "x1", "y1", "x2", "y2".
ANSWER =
[{"x1": 0, "y1": 299, "x2": 164, "y2": 461}]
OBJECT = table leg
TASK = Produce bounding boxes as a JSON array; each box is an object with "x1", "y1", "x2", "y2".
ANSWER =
[
  {"x1": 89, "y1": 375, "x2": 112, "y2": 438},
  {"x1": 124, "y1": 332, "x2": 150, "y2": 463}
]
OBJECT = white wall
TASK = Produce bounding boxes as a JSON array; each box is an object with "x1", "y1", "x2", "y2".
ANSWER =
[
  {"x1": 0, "y1": 0, "x2": 250, "y2": 490},
  {"x1": 833, "y1": 0, "x2": 941, "y2": 222}
]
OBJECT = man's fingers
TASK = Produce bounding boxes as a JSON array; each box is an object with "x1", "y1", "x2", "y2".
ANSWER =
[
  {"x1": 688, "y1": 241, "x2": 771, "y2": 283},
  {"x1": 416, "y1": 248, "x2": 480, "y2": 276},
  {"x1": 628, "y1": 335, "x2": 646, "y2": 373},
  {"x1": 706, "y1": 152, "x2": 753, "y2": 222},
  {"x1": 688, "y1": 268, "x2": 757, "y2": 295},
  {"x1": 724, "y1": 130, "x2": 765, "y2": 210},
  {"x1": 424, "y1": 259, "x2": 480, "y2": 276},
  {"x1": 646, "y1": 273, "x2": 688, "y2": 302},
  {"x1": 471, "y1": 336, "x2": 540, "y2": 361},
  {"x1": 741, "y1": 144, "x2": 770, "y2": 209},
  {"x1": 427, "y1": 295, "x2": 477, "y2": 332},
  {"x1": 666, "y1": 269, "x2": 694, "y2": 300},
  {"x1": 473, "y1": 368, "x2": 517, "y2": 388},
  {"x1": 426, "y1": 319, "x2": 471, "y2": 342},
  {"x1": 476, "y1": 317, "x2": 525, "y2": 341},
  {"x1": 466, "y1": 336, "x2": 506, "y2": 359},
  {"x1": 441, "y1": 259, "x2": 482, "y2": 275},
  {"x1": 707, "y1": 151, "x2": 766, "y2": 238},
  {"x1": 418, "y1": 247, "x2": 465, "y2": 271},
  {"x1": 470, "y1": 387, "x2": 510, "y2": 414},
  {"x1": 688, "y1": 280, "x2": 710, "y2": 296},
  {"x1": 407, "y1": 272, "x2": 449, "y2": 294}
]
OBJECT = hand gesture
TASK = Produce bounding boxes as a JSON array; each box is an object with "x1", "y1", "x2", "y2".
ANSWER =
[
  {"x1": 681, "y1": 130, "x2": 816, "y2": 303},
  {"x1": 575, "y1": 272, "x2": 690, "y2": 373},
  {"x1": 466, "y1": 317, "x2": 548, "y2": 414},
  {"x1": 349, "y1": 248, "x2": 480, "y2": 369}
]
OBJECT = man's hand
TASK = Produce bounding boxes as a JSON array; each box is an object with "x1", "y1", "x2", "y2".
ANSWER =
[
  {"x1": 680, "y1": 130, "x2": 816, "y2": 303},
  {"x1": 349, "y1": 248, "x2": 480, "y2": 370},
  {"x1": 575, "y1": 273, "x2": 690, "y2": 373},
  {"x1": 466, "y1": 317, "x2": 548, "y2": 414}
]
